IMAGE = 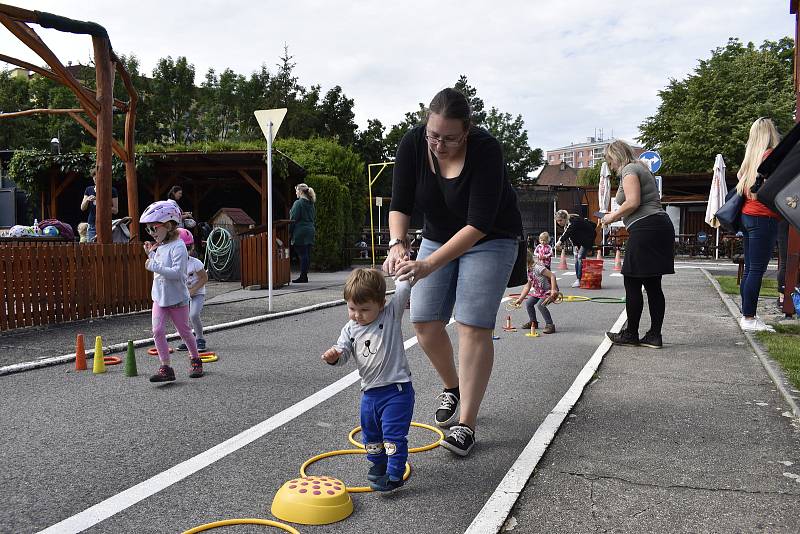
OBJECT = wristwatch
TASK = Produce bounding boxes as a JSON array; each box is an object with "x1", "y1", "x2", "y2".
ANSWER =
[{"x1": 387, "y1": 237, "x2": 407, "y2": 249}]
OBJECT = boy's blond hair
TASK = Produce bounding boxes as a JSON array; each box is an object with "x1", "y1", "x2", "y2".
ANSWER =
[
  {"x1": 539, "y1": 231, "x2": 550, "y2": 243},
  {"x1": 343, "y1": 268, "x2": 386, "y2": 305},
  {"x1": 77, "y1": 222, "x2": 88, "y2": 236}
]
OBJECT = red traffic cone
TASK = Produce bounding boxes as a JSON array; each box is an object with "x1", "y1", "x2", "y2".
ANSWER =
[
  {"x1": 613, "y1": 249, "x2": 622, "y2": 271},
  {"x1": 75, "y1": 334, "x2": 87, "y2": 371},
  {"x1": 557, "y1": 248, "x2": 568, "y2": 270}
]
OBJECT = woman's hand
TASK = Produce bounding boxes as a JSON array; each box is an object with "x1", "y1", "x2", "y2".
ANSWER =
[
  {"x1": 382, "y1": 245, "x2": 409, "y2": 275},
  {"x1": 394, "y1": 257, "x2": 434, "y2": 283}
]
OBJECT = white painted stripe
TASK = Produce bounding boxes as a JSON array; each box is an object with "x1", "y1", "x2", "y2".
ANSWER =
[
  {"x1": 36, "y1": 323, "x2": 448, "y2": 534},
  {"x1": 610, "y1": 273, "x2": 623, "y2": 277},
  {"x1": 465, "y1": 309, "x2": 628, "y2": 534}
]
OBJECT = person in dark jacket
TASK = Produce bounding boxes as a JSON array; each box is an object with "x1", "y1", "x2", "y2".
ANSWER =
[
  {"x1": 554, "y1": 210, "x2": 596, "y2": 287},
  {"x1": 290, "y1": 183, "x2": 316, "y2": 283}
]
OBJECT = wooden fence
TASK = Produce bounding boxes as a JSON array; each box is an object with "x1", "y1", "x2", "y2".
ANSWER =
[
  {"x1": 0, "y1": 242, "x2": 153, "y2": 331},
  {"x1": 240, "y1": 223, "x2": 291, "y2": 289}
]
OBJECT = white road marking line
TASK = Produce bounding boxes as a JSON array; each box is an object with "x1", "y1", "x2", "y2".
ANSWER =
[
  {"x1": 37, "y1": 327, "x2": 440, "y2": 534},
  {"x1": 465, "y1": 309, "x2": 628, "y2": 534}
]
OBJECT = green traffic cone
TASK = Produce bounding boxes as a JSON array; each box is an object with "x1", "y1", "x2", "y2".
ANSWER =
[{"x1": 124, "y1": 340, "x2": 138, "y2": 377}]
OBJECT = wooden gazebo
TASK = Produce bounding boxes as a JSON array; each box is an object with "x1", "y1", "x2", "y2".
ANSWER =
[{"x1": 0, "y1": 3, "x2": 139, "y2": 242}]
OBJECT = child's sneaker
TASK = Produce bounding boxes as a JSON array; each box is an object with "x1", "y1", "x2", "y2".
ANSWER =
[
  {"x1": 369, "y1": 475, "x2": 404, "y2": 492},
  {"x1": 543, "y1": 324, "x2": 556, "y2": 334},
  {"x1": 149, "y1": 365, "x2": 176, "y2": 382},
  {"x1": 177, "y1": 343, "x2": 189, "y2": 351},
  {"x1": 196, "y1": 338, "x2": 207, "y2": 351},
  {"x1": 434, "y1": 391, "x2": 460, "y2": 427},
  {"x1": 441, "y1": 424, "x2": 475, "y2": 457},
  {"x1": 521, "y1": 321, "x2": 538, "y2": 330},
  {"x1": 367, "y1": 463, "x2": 387, "y2": 482},
  {"x1": 189, "y1": 358, "x2": 204, "y2": 378}
]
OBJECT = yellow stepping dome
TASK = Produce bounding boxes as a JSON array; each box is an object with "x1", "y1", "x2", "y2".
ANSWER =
[{"x1": 271, "y1": 475, "x2": 353, "y2": 525}]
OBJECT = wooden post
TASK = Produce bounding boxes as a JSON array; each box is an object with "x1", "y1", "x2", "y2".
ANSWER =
[{"x1": 93, "y1": 36, "x2": 114, "y2": 244}]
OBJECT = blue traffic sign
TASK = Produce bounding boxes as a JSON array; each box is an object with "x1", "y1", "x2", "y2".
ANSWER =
[{"x1": 639, "y1": 150, "x2": 662, "y2": 173}]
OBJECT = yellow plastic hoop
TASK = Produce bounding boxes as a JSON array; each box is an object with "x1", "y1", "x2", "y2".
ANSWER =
[
  {"x1": 200, "y1": 353, "x2": 218, "y2": 363},
  {"x1": 561, "y1": 295, "x2": 591, "y2": 302},
  {"x1": 182, "y1": 518, "x2": 299, "y2": 534},
  {"x1": 301, "y1": 422, "x2": 443, "y2": 493}
]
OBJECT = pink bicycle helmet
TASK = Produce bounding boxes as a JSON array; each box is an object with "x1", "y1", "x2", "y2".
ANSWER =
[
  {"x1": 140, "y1": 200, "x2": 182, "y2": 224},
  {"x1": 177, "y1": 228, "x2": 194, "y2": 246}
]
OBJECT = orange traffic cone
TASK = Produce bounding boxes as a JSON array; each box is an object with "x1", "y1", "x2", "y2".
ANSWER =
[
  {"x1": 75, "y1": 334, "x2": 87, "y2": 371},
  {"x1": 557, "y1": 248, "x2": 568, "y2": 270},
  {"x1": 503, "y1": 315, "x2": 517, "y2": 332},
  {"x1": 613, "y1": 249, "x2": 622, "y2": 271}
]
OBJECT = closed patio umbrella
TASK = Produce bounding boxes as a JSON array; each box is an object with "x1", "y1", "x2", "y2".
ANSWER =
[
  {"x1": 704, "y1": 154, "x2": 727, "y2": 259},
  {"x1": 598, "y1": 162, "x2": 611, "y2": 254}
]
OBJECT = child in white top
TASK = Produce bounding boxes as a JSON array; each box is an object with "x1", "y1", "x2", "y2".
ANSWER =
[
  {"x1": 140, "y1": 201, "x2": 204, "y2": 382},
  {"x1": 176, "y1": 228, "x2": 209, "y2": 352}
]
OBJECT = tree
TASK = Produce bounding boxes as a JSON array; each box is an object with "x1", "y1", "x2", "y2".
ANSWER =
[
  {"x1": 639, "y1": 37, "x2": 794, "y2": 173},
  {"x1": 454, "y1": 74, "x2": 487, "y2": 126},
  {"x1": 484, "y1": 107, "x2": 543, "y2": 186},
  {"x1": 354, "y1": 118, "x2": 387, "y2": 165},
  {"x1": 318, "y1": 85, "x2": 357, "y2": 145},
  {"x1": 150, "y1": 56, "x2": 198, "y2": 143},
  {"x1": 385, "y1": 105, "x2": 426, "y2": 158}
]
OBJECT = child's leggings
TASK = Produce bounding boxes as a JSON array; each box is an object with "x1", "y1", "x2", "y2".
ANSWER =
[
  {"x1": 152, "y1": 302, "x2": 199, "y2": 365},
  {"x1": 189, "y1": 295, "x2": 205, "y2": 339},
  {"x1": 525, "y1": 296, "x2": 553, "y2": 325}
]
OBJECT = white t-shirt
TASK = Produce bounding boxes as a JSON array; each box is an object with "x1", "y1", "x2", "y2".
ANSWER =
[{"x1": 187, "y1": 256, "x2": 206, "y2": 296}]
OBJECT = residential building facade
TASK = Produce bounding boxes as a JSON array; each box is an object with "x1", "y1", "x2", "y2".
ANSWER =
[{"x1": 546, "y1": 135, "x2": 644, "y2": 169}]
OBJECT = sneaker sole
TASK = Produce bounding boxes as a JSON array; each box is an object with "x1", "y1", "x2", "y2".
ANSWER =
[
  {"x1": 440, "y1": 439, "x2": 474, "y2": 457},
  {"x1": 639, "y1": 342, "x2": 662, "y2": 349},
  {"x1": 434, "y1": 408, "x2": 459, "y2": 428},
  {"x1": 605, "y1": 334, "x2": 639, "y2": 347}
]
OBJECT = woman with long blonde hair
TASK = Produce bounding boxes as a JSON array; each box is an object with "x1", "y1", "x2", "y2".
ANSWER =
[
  {"x1": 600, "y1": 140, "x2": 674, "y2": 348},
  {"x1": 736, "y1": 117, "x2": 781, "y2": 332}
]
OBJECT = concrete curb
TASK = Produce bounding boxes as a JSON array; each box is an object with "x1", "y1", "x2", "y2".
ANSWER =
[{"x1": 701, "y1": 268, "x2": 800, "y2": 420}]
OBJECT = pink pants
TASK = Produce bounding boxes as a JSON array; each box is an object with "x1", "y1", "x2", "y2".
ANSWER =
[{"x1": 152, "y1": 302, "x2": 199, "y2": 365}]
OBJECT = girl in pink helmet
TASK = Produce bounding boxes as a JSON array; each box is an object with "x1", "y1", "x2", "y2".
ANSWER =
[
  {"x1": 140, "y1": 201, "x2": 204, "y2": 382},
  {"x1": 176, "y1": 228, "x2": 208, "y2": 352}
]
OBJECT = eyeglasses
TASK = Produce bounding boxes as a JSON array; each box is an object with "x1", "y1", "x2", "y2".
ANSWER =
[
  {"x1": 425, "y1": 131, "x2": 466, "y2": 148},
  {"x1": 145, "y1": 223, "x2": 165, "y2": 234}
]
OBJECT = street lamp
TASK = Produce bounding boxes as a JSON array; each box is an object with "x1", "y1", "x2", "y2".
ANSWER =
[{"x1": 50, "y1": 137, "x2": 60, "y2": 154}]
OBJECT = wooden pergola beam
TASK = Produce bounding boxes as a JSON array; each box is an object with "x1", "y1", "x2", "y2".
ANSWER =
[
  {"x1": 67, "y1": 111, "x2": 129, "y2": 161},
  {"x1": 0, "y1": 108, "x2": 83, "y2": 118}
]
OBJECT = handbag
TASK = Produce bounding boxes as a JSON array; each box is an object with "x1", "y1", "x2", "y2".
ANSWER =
[
  {"x1": 756, "y1": 121, "x2": 800, "y2": 211},
  {"x1": 714, "y1": 188, "x2": 744, "y2": 233},
  {"x1": 774, "y1": 173, "x2": 800, "y2": 233}
]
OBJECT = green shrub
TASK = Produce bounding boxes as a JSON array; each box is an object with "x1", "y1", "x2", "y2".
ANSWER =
[{"x1": 304, "y1": 174, "x2": 351, "y2": 270}]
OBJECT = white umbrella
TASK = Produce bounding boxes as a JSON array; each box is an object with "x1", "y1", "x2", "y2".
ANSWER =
[
  {"x1": 704, "y1": 154, "x2": 727, "y2": 259},
  {"x1": 598, "y1": 162, "x2": 611, "y2": 254}
]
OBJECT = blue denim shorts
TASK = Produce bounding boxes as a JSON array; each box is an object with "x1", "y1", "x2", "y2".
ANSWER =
[{"x1": 410, "y1": 237, "x2": 517, "y2": 329}]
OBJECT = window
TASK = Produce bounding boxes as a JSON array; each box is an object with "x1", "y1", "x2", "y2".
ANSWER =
[
  {"x1": 578, "y1": 151, "x2": 583, "y2": 157},
  {"x1": 578, "y1": 162, "x2": 583, "y2": 168}
]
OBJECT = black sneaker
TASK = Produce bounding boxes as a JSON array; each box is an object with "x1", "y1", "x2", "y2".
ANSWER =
[
  {"x1": 639, "y1": 331, "x2": 663, "y2": 349},
  {"x1": 369, "y1": 475, "x2": 404, "y2": 492},
  {"x1": 196, "y1": 338, "x2": 206, "y2": 351},
  {"x1": 367, "y1": 463, "x2": 387, "y2": 482},
  {"x1": 440, "y1": 424, "x2": 475, "y2": 457},
  {"x1": 189, "y1": 358, "x2": 204, "y2": 378},
  {"x1": 149, "y1": 365, "x2": 176, "y2": 383},
  {"x1": 177, "y1": 343, "x2": 189, "y2": 351},
  {"x1": 606, "y1": 330, "x2": 640, "y2": 347},
  {"x1": 434, "y1": 391, "x2": 460, "y2": 427}
]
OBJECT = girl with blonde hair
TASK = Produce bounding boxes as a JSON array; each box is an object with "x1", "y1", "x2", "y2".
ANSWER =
[{"x1": 736, "y1": 117, "x2": 781, "y2": 332}]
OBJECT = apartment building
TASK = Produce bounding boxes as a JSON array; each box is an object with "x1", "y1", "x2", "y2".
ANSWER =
[{"x1": 546, "y1": 135, "x2": 644, "y2": 169}]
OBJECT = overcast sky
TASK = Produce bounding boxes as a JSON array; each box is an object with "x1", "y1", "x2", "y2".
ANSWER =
[{"x1": 0, "y1": 1, "x2": 793, "y2": 153}]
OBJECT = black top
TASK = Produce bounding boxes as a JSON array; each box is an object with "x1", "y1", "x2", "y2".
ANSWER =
[
  {"x1": 557, "y1": 216, "x2": 596, "y2": 248},
  {"x1": 390, "y1": 125, "x2": 522, "y2": 244},
  {"x1": 84, "y1": 185, "x2": 118, "y2": 225}
]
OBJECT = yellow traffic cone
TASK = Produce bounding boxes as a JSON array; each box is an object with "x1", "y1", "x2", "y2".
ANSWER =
[{"x1": 93, "y1": 336, "x2": 106, "y2": 374}]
